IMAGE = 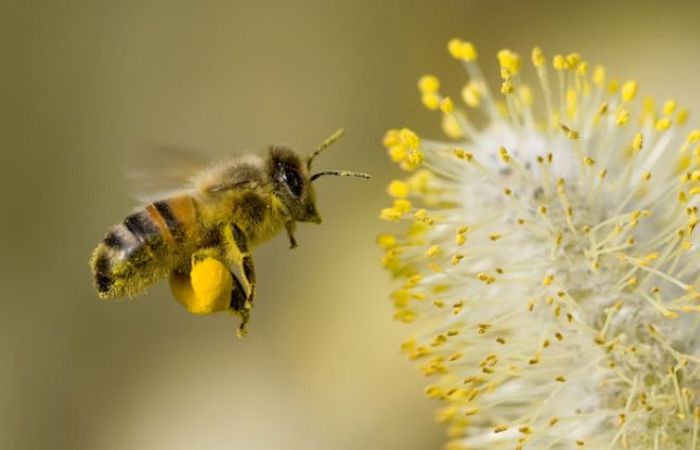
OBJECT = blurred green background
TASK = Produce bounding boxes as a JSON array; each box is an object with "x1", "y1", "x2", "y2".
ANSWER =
[{"x1": 3, "y1": 1, "x2": 700, "y2": 449}]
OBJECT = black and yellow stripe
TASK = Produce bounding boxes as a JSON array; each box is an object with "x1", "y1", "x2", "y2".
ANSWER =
[{"x1": 90, "y1": 196, "x2": 198, "y2": 299}]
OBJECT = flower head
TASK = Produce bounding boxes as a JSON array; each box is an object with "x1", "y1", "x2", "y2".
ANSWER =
[{"x1": 381, "y1": 40, "x2": 700, "y2": 449}]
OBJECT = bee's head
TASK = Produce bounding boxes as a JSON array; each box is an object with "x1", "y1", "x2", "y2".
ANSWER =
[
  {"x1": 267, "y1": 129, "x2": 370, "y2": 224},
  {"x1": 268, "y1": 146, "x2": 322, "y2": 223}
]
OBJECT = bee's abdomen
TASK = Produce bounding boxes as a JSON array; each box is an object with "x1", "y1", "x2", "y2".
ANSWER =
[{"x1": 91, "y1": 196, "x2": 198, "y2": 298}]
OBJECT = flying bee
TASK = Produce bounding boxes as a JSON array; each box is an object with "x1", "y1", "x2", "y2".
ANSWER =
[{"x1": 90, "y1": 129, "x2": 369, "y2": 336}]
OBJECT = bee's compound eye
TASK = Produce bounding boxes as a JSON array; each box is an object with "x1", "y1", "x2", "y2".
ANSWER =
[{"x1": 283, "y1": 166, "x2": 303, "y2": 197}]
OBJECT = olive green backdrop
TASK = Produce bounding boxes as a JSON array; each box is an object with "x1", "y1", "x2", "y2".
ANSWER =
[{"x1": 3, "y1": 1, "x2": 700, "y2": 449}]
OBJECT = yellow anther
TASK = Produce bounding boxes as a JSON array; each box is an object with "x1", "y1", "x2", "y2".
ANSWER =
[
  {"x1": 421, "y1": 92, "x2": 440, "y2": 110},
  {"x1": 688, "y1": 130, "x2": 700, "y2": 144},
  {"x1": 489, "y1": 233, "x2": 502, "y2": 241},
  {"x1": 376, "y1": 233, "x2": 397, "y2": 249},
  {"x1": 615, "y1": 109, "x2": 629, "y2": 126},
  {"x1": 414, "y1": 208, "x2": 434, "y2": 225},
  {"x1": 566, "y1": 53, "x2": 581, "y2": 68},
  {"x1": 663, "y1": 99, "x2": 677, "y2": 115},
  {"x1": 592, "y1": 65, "x2": 606, "y2": 87},
  {"x1": 555, "y1": 375, "x2": 567, "y2": 382},
  {"x1": 380, "y1": 207, "x2": 402, "y2": 221},
  {"x1": 560, "y1": 124, "x2": 580, "y2": 139},
  {"x1": 440, "y1": 97, "x2": 454, "y2": 114},
  {"x1": 497, "y1": 49, "x2": 521, "y2": 75},
  {"x1": 531, "y1": 46, "x2": 545, "y2": 67},
  {"x1": 441, "y1": 114, "x2": 463, "y2": 139},
  {"x1": 461, "y1": 81, "x2": 481, "y2": 108},
  {"x1": 552, "y1": 54, "x2": 567, "y2": 71},
  {"x1": 387, "y1": 180, "x2": 410, "y2": 198},
  {"x1": 500, "y1": 79, "x2": 514, "y2": 95},
  {"x1": 382, "y1": 129, "x2": 400, "y2": 148},
  {"x1": 678, "y1": 108, "x2": 689, "y2": 124},
  {"x1": 425, "y1": 245, "x2": 441, "y2": 258},
  {"x1": 655, "y1": 117, "x2": 671, "y2": 131},
  {"x1": 388, "y1": 145, "x2": 407, "y2": 162},
  {"x1": 633, "y1": 133, "x2": 644, "y2": 151},
  {"x1": 543, "y1": 274, "x2": 555, "y2": 286},
  {"x1": 549, "y1": 417, "x2": 560, "y2": 427},
  {"x1": 399, "y1": 128, "x2": 420, "y2": 148},
  {"x1": 621, "y1": 80, "x2": 638, "y2": 102},
  {"x1": 451, "y1": 254, "x2": 464, "y2": 265},
  {"x1": 418, "y1": 75, "x2": 440, "y2": 93},
  {"x1": 576, "y1": 61, "x2": 588, "y2": 76},
  {"x1": 584, "y1": 157, "x2": 595, "y2": 166},
  {"x1": 641, "y1": 171, "x2": 652, "y2": 181},
  {"x1": 453, "y1": 148, "x2": 474, "y2": 161},
  {"x1": 498, "y1": 146, "x2": 511, "y2": 163},
  {"x1": 407, "y1": 148, "x2": 424, "y2": 166},
  {"x1": 639, "y1": 252, "x2": 659, "y2": 266},
  {"x1": 608, "y1": 78, "x2": 620, "y2": 94},
  {"x1": 597, "y1": 102, "x2": 609, "y2": 116},
  {"x1": 494, "y1": 425, "x2": 508, "y2": 433},
  {"x1": 393, "y1": 199, "x2": 412, "y2": 213},
  {"x1": 447, "y1": 38, "x2": 478, "y2": 61}
]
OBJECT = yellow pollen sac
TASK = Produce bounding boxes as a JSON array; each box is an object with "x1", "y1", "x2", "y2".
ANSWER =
[
  {"x1": 663, "y1": 99, "x2": 677, "y2": 115},
  {"x1": 655, "y1": 117, "x2": 672, "y2": 131},
  {"x1": 388, "y1": 145, "x2": 407, "y2": 162},
  {"x1": 615, "y1": 109, "x2": 629, "y2": 126},
  {"x1": 387, "y1": 180, "x2": 410, "y2": 198},
  {"x1": 418, "y1": 74, "x2": 440, "y2": 93},
  {"x1": 576, "y1": 61, "x2": 588, "y2": 76},
  {"x1": 621, "y1": 80, "x2": 638, "y2": 102},
  {"x1": 447, "y1": 38, "x2": 478, "y2": 61},
  {"x1": 500, "y1": 79, "x2": 514, "y2": 95},
  {"x1": 453, "y1": 148, "x2": 474, "y2": 161},
  {"x1": 584, "y1": 157, "x2": 595, "y2": 166},
  {"x1": 498, "y1": 146, "x2": 511, "y2": 163},
  {"x1": 641, "y1": 171, "x2": 652, "y2": 181},
  {"x1": 399, "y1": 128, "x2": 420, "y2": 148},
  {"x1": 592, "y1": 65, "x2": 606, "y2": 87},
  {"x1": 425, "y1": 245, "x2": 441, "y2": 258},
  {"x1": 421, "y1": 92, "x2": 440, "y2": 110},
  {"x1": 380, "y1": 207, "x2": 403, "y2": 222},
  {"x1": 633, "y1": 133, "x2": 644, "y2": 151},
  {"x1": 497, "y1": 49, "x2": 521, "y2": 75},
  {"x1": 414, "y1": 208, "x2": 434, "y2": 225},
  {"x1": 376, "y1": 233, "x2": 397, "y2": 249},
  {"x1": 560, "y1": 124, "x2": 580, "y2": 140},
  {"x1": 519, "y1": 85, "x2": 534, "y2": 107},
  {"x1": 461, "y1": 81, "x2": 481, "y2": 108},
  {"x1": 407, "y1": 148, "x2": 424, "y2": 166},
  {"x1": 382, "y1": 129, "x2": 400, "y2": 147},
  {"x1": 439, "y1": 97, "x2": 454, "y2": 114},
  {"x1": 531, "y1": 46, "x2": 545, "y2": 67},
  {"x1": 170, "y1": 257, "x2": 233, "y2": 315},
  {"x1": 566, "y1": 52, "x2": 581, "y2": 68},
  {"x1": 678, "y1": 108, "x2": 689, "y2": 124},
  {"x1": 543, "y1": 274, "x2": 555, "y2": 286},
  {"x1": 394, "y1": 199, "x2": 412, "y2": 213},
  {"x1": 552, "y1": 54, "x2": 567, "y2": 71}
]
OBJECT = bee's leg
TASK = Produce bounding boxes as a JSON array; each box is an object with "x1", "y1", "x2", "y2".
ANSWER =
[
  {"x1": 228, "y1": 270, "x2": 250, "y2": 337},
  {"x1": 285, "y1": 220, "x2": 298, "y2": 249},
  {"x1": 224, "y1": 224, "x2": 257, "y2": 329}
]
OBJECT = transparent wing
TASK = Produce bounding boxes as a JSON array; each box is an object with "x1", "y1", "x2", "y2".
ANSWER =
[{"x1": 126, "y1": 144, "x2": 214, "y2": 203}]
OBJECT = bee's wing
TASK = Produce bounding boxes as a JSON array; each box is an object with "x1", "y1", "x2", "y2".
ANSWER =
[{"x1": 127, "y1": 144, "x2": 214, "y2": 203}]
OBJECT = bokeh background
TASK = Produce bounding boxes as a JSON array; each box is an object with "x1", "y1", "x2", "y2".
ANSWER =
[{"x1": 4, "y1": 1, "x2": 700, "y2": 449}]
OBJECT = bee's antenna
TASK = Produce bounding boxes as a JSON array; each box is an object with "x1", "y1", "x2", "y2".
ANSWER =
[
  {"x1": 307, "y1": 128, "x2": 345, "y2": 170},
  {"x1": 310, "y1": 170, "x2": 371, "y2": 182}
]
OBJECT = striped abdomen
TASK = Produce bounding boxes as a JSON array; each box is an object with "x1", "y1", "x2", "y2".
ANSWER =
[{"x1": 90, "y1": 196, "x2": 200, "y2": 299}]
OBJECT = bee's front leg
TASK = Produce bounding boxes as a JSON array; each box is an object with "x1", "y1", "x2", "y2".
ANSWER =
[
  {"x1": 285, "y1": 220, "x2": 298, "y2": 249},
  {"x1": 224, "y1": 223, "x2": 257, "y2": 337}
]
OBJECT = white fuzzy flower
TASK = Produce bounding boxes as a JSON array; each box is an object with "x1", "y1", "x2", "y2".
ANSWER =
[{"x1": 380, "y1": 40, "x2": 700, "y2": 449}]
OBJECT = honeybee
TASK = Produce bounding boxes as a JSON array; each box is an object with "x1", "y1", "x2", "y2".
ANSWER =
[{"x1": 90, "y1": 129, "x2": 369, "y2": 336}]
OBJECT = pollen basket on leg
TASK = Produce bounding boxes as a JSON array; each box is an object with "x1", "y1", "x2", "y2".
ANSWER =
[{"x1": 382, "y1": 41, "x2": 700, "y2": 449}]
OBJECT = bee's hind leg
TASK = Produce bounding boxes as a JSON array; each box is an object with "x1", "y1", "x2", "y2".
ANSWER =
[
  {"x1": 224, "y1": 224, "x2": 257, "y2": 336},
  {"x1": 228, "y1": 270, "x2": 250, "y2": 337}
]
